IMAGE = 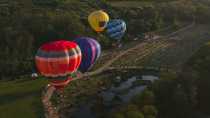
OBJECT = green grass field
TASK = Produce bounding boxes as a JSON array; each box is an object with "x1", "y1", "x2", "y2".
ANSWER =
[{"x1": 0, "y1": 77, "x2": 47, "y2": 118}]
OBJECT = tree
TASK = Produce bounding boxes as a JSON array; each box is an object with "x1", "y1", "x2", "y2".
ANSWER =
[
  {"x1": 111, "y1": 112, "x2": 125, "y2": 118},
  {"x1": 126, "y1": 104, "x2": 139, "y2": 111},
  {"x1": 144, "y1": 115, "x2": 155, "y2": 118},
  {"x1": 184, "y1": 43, "x2": 210, "y2": 114},
  {"x1": 126, "y1": 111, "x2": 144, "y2": 118},
  {"x1": 171, "y1": 85, "x2": 194, "y2": 118},
  {"x1": 152, "y1": 73, "x2": 177, "y2": 118},
  {"x1": 195, "y1": 4, "x2": 210, "y2": 23},
  {"x1": 142, "y1": 105, "x2": 158, "y2": 117},
  {"x1": 196, "y1": 75, "x2": 210, "y2": 114},
  {"x1": 132, "y1": 89, "x2": 155, "y2": 107}
]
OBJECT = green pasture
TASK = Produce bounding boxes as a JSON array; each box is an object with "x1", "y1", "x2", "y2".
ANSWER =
[{"x1": 0, "y1": 78, "x2": 47, "y2": 118}]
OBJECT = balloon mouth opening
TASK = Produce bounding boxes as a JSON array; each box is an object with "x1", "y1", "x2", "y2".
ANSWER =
[
  {"x1": 99, "y1": 21, "x2": 106, "y2": 27},
  {"x1": 49, "y1": 77, "x2": 73, "y2": 90},
  {"x1": 54, "y1": 86, "x2": 65, "y2": 91}
]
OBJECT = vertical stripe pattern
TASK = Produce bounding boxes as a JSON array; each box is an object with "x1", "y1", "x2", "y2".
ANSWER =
[
  {"x1": 35, "y1": 40, "x2": 82, "y2": 78},
  {"x1": 74, "y1": 37, "x2": 101, "y2": 73}
]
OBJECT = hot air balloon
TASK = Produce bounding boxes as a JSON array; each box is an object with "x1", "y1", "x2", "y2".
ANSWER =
[
  {"x1": 50, "y1": 77, "x2": 73, "y2": 90},
  {"x1": 35, "y1": 40, "x2": 82, "y2": 89},
  {"x1": 91, "y1": 39, "x2": 101, "y2": 62},
  {"x1": 74, "y1": 37, "x2": 101, "y2": 73},
  {"x1": 106, "y1": 19, "x2": 126, "y2": 40},
  {"x1": 88, "y1": 10, "x2": 109, "y2": 32}
]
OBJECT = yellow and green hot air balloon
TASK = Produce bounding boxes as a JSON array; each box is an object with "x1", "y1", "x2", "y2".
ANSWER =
[{"x1": 88, "y1": 10, "x2": 109, "y2": 32}]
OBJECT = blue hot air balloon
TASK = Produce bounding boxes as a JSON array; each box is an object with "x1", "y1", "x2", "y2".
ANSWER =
[
  {"x1": 106, "y1": 19, "x2": 126, "y2": 40},
  {"x1": 74, "y1": 37, "x2": 101, "y2": 73}
]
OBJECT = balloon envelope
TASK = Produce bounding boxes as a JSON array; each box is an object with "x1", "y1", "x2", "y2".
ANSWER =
[
  {"x1": 50, "y1": 77, "x2": 73, "y2": 90},
  {"x1": 35, "y1": 40, "x2": 82, "y2": 78},
  {"x1": 91, "y1": 39, "x2": 101, "y2": 63},
  {"x1": 74, "y1": 37, "x2": 101, "y2": 73},
  {"x1": 106, "y1": 19, "x2": 126, "y2": 40},
  {"x1": 88, "y1": 10, "x2": 109, "y2": 32}
]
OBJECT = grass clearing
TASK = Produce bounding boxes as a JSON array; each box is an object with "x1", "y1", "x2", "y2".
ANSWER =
[{"x1": 0, "y1": 78, "x2": 47, "y2": 118}]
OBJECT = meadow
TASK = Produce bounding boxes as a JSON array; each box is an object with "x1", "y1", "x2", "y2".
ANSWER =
[{"x1": 0, "y1": 78, "x2": 47, "y2": 118}]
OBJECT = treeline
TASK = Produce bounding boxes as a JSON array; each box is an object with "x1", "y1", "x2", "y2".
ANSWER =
[
  {"x1": 111, "y1": 0, "x2": 210, "y2": 37},
  {"x1": 108, "y1": 0, "x2": 174, "y2": 2},
  {"x1": 108, "y1": 89, "x2": 157, "y2": 118},
  {"x1": 152, "y1": 42, "x2": 210, "y2": 118}
]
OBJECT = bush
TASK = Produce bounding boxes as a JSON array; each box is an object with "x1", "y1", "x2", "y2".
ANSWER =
[
  {"x1": 142, "y1": 105, "x2": 158, "y2": 117},
  {"x1": 126, "y1": 111, "x2": 144, "y2": 118},
  {"x1": 111, "y1": 112, "x2": 125, "y2": 118},
  {"x1": 132, "y1": 89, "x2": 155, "y2": 107}
]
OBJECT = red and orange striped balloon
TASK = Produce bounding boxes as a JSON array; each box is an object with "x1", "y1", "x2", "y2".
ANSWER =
[
  {"x1": 35, "y1": 40, "x2": 82, "y2": 78},
  {"x1": 50, "y1": 77, "x2": 73, "y2": 90}
]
